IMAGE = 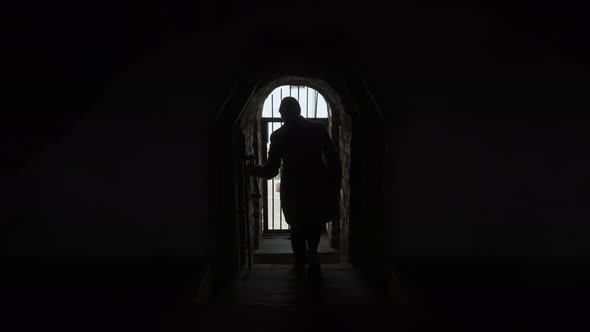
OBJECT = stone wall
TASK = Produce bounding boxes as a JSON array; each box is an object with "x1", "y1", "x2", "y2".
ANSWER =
[
  {"x1": 337, "y1": 118, "x2": 352, "y2": 260},
  {"x1": 244, "y1": 122, "x2": 263, "y2": 251},
  {"x1": 324, "y1": 102, "x2": 352, "y2": 259}
]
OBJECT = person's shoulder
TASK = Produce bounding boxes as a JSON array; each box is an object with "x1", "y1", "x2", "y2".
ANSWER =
[
  {"x1": 302, "y1": 118, "x2": 326, "y2": 128},
  {"x1": 272, "y1": 126, "x2": 287, "y2": 136},
  {"x1": 270, "y1": 126, "x2": 287, "y2": 141},
  {"x1": 306, "y1": 119, "x2": 328, "y2": 132}
]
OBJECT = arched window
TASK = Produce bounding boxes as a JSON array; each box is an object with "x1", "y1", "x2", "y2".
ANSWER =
[{"x1": 262, "y1": 85, "x2": 330, "y2": 119}]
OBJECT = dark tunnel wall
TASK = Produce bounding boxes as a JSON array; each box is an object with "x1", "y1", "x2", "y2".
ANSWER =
[
  {"x1": 5, "y1": 26, "x2": 247, "y2": 256},
  {"x1": 352, "y1": 3, "x2": 590, "y2": 258}
]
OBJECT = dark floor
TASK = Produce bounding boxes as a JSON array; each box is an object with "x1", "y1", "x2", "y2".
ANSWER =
[
  {"x1": 163, "y1": 264, "x2": 405, "y2": 332},
  {"x1": 5, "y1": 258, "x2": 590, "y2": 332}
]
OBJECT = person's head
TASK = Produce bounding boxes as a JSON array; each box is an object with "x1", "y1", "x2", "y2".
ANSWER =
[{"x1": 278, "y1": 97, "x2": 301, "y2": 123}]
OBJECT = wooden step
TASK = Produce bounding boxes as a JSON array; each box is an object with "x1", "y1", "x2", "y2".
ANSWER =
[{"x1": 254, "y1": 235, "x2": 340, "y2": 264}]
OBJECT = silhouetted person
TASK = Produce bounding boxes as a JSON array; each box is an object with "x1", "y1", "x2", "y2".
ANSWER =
[{"x1": 249, "y1": 97, "x2": 342, "y2": 276}]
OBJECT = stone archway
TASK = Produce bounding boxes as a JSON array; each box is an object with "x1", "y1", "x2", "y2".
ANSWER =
[{"x1": 236, "y1": 76, "x2": 352, "y2": 263}]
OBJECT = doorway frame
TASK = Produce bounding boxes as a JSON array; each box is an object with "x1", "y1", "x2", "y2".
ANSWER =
[{"x1": 236, "y1": 76, "x2": 352, "y2": 261}]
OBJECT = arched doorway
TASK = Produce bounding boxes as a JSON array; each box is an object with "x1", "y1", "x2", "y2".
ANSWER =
[{"x1": 236, "y1": 77, "x2": 352, "y2": 265}]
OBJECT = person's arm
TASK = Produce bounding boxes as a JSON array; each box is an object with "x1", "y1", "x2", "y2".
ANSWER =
[
  {"x1": 318, "y1": 124, "x2": 342, "y2": 190},
  {"x1": 250, "y1": 134, "x2": 281, "y2": 179}
]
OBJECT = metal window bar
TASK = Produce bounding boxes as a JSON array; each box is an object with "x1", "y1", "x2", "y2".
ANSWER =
[
  {"x1": 272, "y1": 122, "x2": 276, "y2": 230},
  {"x1": 271, "y1": 94, "x2": 275, "y2": 231},
  {"x1": 279, "y1": 89, "x2": 284, "y2": 229},
  {"x1": 314, "y1": 90, "x2": 318, "y2": 118},
  {"x1": 305, "y1": 87, "x2": 309, "y2": 118}
]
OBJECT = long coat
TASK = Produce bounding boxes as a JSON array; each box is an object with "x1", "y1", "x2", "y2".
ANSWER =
[{"x1": 253, "y1": 116, "x2": 342, "y2": 227}]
